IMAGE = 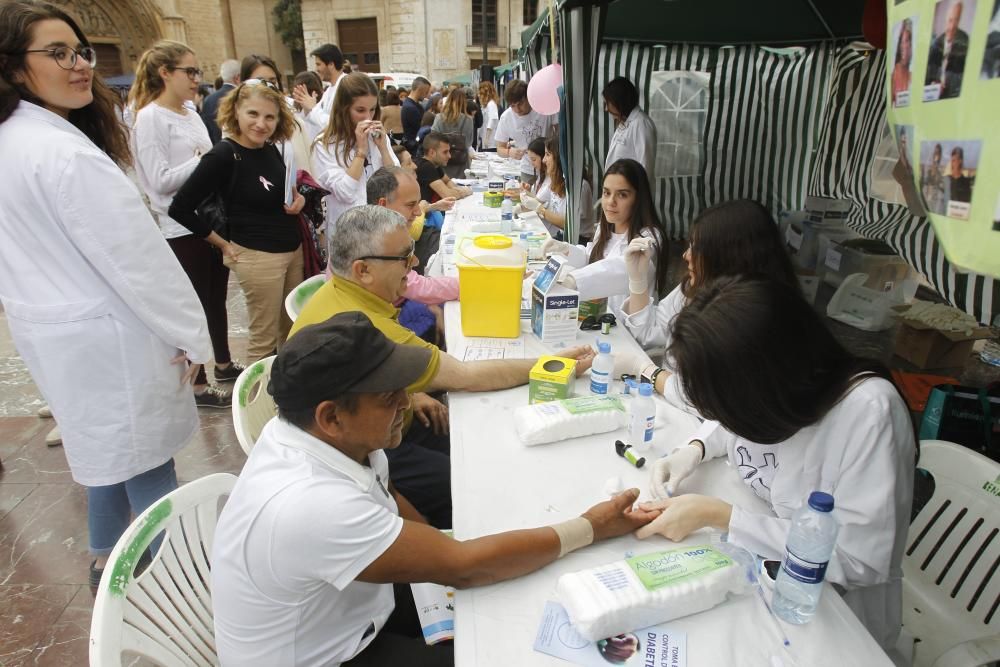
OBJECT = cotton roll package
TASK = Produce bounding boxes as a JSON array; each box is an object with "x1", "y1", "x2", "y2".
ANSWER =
[
  {"x1": 513, "y1": 395, "x2": 627, "y2": 446},
  {"x1": 556, "y1": 545, "x2": 747, "y2": 640}
]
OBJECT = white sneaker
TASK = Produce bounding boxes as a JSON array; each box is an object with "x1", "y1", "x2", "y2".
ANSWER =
[{"x1": 45, "y1": 425, "x2": 62, "y2": 447}]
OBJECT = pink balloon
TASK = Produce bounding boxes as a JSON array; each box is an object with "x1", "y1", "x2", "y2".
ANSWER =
[{"x1": 526, "y1": 64, "x2": 562, "y2": 115}]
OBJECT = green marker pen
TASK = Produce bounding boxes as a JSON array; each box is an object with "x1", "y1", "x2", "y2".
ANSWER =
[{"x1": 614, "y1": 439, "x2": 645, "y2": 469}]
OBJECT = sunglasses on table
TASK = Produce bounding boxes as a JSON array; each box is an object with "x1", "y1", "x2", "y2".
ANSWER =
[{"x1": 579, "y1": 313, "x2": 617, "y2": 330}]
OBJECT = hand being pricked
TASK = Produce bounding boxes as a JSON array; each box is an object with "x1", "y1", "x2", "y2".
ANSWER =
[{"x1": 634, "y1": 494, "x2": 733, "y2": 542}]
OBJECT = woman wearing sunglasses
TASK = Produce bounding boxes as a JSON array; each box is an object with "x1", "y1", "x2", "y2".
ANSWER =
[
  {"x1": 169, "y1": 78, "x2": 306, "y2": 362},
  {"x1": 313, "y1": 72, "x2": 399, "y2": 239},
  {"x1": 130, "y1": 40, "x2": 240, "y2": 408},
  {"x1": 0, "y1": 1, "x2": 211, "y2": 584},
  {"x1": 543, "y1": 158, "x2": 667, "y2": 319}
]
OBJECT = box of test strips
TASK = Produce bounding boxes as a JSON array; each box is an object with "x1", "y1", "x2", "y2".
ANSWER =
[
  {"x1": 529, "y1": 356, "x2": 577, "y2": 404},
  {"x1": 531, "y1": 256, "x2": 579, "y2": 347}
]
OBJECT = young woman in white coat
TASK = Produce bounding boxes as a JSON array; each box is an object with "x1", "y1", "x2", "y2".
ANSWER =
[
  {"x1": 636, "y1": 277, "x2": 915, "y2": 661},
  {"x1": 313, "y1": 72, "x2": 399, "y2": 237},
  {"x1": 603, "y1": 77, "x2": 657, "y2": 186},
  {"x1": 543, "y1": 159, "x2": 668, "y2": 318},
  {"x1": 0, "y1": 1, "x2": 211, "y2": 585},
  {"x1": 130, "y1": 40, "x2": 240, "y2": 408}
]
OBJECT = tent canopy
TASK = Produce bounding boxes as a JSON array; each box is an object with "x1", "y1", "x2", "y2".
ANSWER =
[{"x1": 443, "y1": 72, "x2": 472, "y2": 85}]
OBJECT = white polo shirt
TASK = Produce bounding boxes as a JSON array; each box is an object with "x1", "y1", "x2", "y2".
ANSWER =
[{"x1": 211, "y1": 417, "x2": 403, "y2": 666}]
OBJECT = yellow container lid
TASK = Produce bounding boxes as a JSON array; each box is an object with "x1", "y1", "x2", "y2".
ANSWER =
[{"x1": 474, "y1": 235, "x2": 513, "y2": 250}]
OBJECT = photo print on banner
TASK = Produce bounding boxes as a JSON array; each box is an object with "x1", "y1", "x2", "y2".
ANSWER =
[
  {"x1": 994, "y1": 193, "x2": 1000, "y2": 231},
  {"x1": 983, "y1": 0, "x2": 1000, "y2": 79},
  {"x1": 897, "y1": 125, "x2": 915, "y2": 177},
  {"x1": 892, "y1": 16, "x2": 918, "y2": 106},
  {"x1": 924, "y1": 0, "x2": 978, "y2": 101},
  {"x1": 920, "y1": 139, "x2": 981, "y2": 219}
]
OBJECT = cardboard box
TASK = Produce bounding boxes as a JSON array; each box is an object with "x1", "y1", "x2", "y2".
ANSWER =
[
  {"x1": 578, "y1": 299, "x2": 607, "y2": 322},
  {"x1": 531, "y1": 257, "x2": 580, "y2": 347},
  {"x1": 893, "y1": 319, "x2": 994, "y2": 369},
  {"x1": 529, "y1": 356, "x2": 577, "y2": 404}
]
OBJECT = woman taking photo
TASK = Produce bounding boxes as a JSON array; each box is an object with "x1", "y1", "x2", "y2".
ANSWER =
[
  {"x1": 0, "y1": 0, "x2": 211, "y2": 584},
  {"x1": 636, "y1": 277, "x2": 914, "y2": 661},
  {"x1": 130, "y1": 40, "x2": 240, "y2": 408},
  {"x1": 431, "y1": 87, "x2": 475, "y2": 178},
  {"x1": 544, "y1": 158, "x2": 667, "y2": 318},
  {"x1": 169, "y1": 79, "x2": 306, "y2": 362},
  {"x1": 477, "y1": 80, "x2": 500, "y2": 150},
  {"x1": 313, "y1": 72, "x2": 398, "y2": 235}
]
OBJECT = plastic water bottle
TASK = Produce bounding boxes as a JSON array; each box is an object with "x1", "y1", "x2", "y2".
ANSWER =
[
  {"x1": 500, "y1": 196, "x2": 513, "y2": 233},
  {"x1": 772, "y1": 491, "x2": 840, "y2": 624},
  {"x1": 628, "y1": 382, "x2": 655, "y2": 450},
  {"x1": 590, "y1": 342, "x2": 613, "y2": 395}
]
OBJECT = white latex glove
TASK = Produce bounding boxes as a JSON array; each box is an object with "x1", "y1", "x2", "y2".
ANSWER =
[
  {"x1": 521, "y1": 193, "x2": 541, "y2": 211},
  {"x1": 558, "y1": 272, "x2": 577, "y2": 289},
  {"x1": 513, "y1": 204, "x2": 524, "y2": 216},
  {"x1": 624, "y1": 237, "x2": 656, "y2": 295},
  {"x1": 650, "y1": 443, "x2": 702, "y2": 500},
  {"x1": 612, "y1": 349, "x2": 647, "y2": 379},
  {"x1": 543, "y1": 238, "x2": 572, "y2": 256}
]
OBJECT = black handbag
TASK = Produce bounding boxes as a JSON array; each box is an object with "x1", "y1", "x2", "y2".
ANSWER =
[{"x1": 195, "y1": 139, "x2": 240, "y2": 239}]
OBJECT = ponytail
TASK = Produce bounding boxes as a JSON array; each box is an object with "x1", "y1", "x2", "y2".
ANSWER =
[{"x1": 128, "y1": 40, "x2": 193, "y2": 113}]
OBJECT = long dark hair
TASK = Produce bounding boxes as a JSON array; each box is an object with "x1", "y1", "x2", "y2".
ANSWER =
[
  {"x1": 241, "y1": 53, "x2": 283, "y2": 92},
  {"x1": 0, "y1": 0, "x2": 131, "y2": 165},
  {"x1": 603, "y1": 77, "x2": 639, "y2": 122},
  {"x1": 528, "y1": 137, "x2": 546, "y2": 183},
  {"x1": 682, "y1": 200, "x2": 799, "y2": 297},
  {"x1": 591, "y1": 158, "x2": 668, "y2": 295},
  {"x1": 670, "y1": 276, "x2": 893, "y2": 444}
]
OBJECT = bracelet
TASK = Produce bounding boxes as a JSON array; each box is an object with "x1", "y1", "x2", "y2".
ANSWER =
[
  {"x1": 551, "y1": 517, "x2": 594, "y2": 557},
  {"x1": 649, "y1": 367, "x2": 664, "y2": 388}
]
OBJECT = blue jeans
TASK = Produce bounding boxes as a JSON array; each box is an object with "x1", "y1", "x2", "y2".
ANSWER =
[{"x1": 87, "y1": 458, "x2": 178, "y2": 556}]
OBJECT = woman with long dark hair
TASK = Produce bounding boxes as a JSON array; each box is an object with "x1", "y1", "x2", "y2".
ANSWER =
[
  {"x1": 544, "y1": 158, "x2": 668, "y2": 317},
  {"x1": 636, "y1": 276, "x2": 914, "y2": 660},
  {"x1": 603, "y1": 77, "x2": 657, "y2": 185},
  {"x1": 0, "y1": 0, "x2": 211, "y2": 584}
]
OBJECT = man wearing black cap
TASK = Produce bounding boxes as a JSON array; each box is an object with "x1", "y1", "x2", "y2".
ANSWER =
[
  {"x1": 212, "y1": 313, "x2": 655, "y2": 666},
  {"x1": 290, "y1": 205, "x2": 595, "y2": 529}
]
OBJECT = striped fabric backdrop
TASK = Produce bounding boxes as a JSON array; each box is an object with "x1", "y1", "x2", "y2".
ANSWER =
[{"x1": 568, "y1": 39, "x2": 998, "y2": 323}]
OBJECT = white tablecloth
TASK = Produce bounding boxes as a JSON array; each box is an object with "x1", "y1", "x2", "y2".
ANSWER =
[{"x1": 439, "y1": 224, "x2": 894, "y2": 664}]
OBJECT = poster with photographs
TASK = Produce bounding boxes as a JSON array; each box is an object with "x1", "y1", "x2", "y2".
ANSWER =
[
  {"x1": 892, "y1": 17, "x2": 918, "y2": 106},
  {"x1": 920, "y1": 140, "x2": 980, "y2": 220},
  {"x1": 994, "y1": 193, "x2": 1000, "y2": 231},
  {"x1": 923, "y1": 0, "x2": 978, "y2": 101},
  {"x1": 984, "y1": 0, "x2": 1000, "y2": 79}
]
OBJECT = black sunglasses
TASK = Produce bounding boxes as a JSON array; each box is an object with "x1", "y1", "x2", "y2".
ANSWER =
[{"x1": 580, "y1": 313, "x2": 617, "y2": 330}]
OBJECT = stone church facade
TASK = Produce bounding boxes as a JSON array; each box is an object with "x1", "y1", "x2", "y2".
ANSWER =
[{"x1": 27, "y1": 0, "x2": 297, "y2": 85}]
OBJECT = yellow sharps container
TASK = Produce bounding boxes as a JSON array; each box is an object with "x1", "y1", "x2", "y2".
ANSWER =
[{"x1": 456, "y1": 235, "x2": 526, "y2": 338}]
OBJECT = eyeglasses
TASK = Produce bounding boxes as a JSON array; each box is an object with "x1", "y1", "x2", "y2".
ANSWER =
[
  {"x1": 20, "y1": 45, "x2": 97, "y2": 70},
  {"x1": 241, "y1": 78, "x2": 278, "y2": 91},
  {"x1": 580, "y1": 313, "x2": 617, "y2": 330},
  {"x1": 168, "y1": 66, "x2": 203, "y2": 81},
  {"x1": 358, "y1": 246, "x2": 416, "y2": 265}
]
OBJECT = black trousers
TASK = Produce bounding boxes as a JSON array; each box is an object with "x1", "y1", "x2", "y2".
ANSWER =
[
  {"x1": 343, "y1": 584, "x2": 454, "y2": 666},
  {"x1": 385, "y1": 418, "x2": 452, "y2": 529}
]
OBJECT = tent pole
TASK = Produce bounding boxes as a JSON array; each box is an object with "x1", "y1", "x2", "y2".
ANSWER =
[{"x1": 803, "y1": 0, "x2": 836, "y2": 39}]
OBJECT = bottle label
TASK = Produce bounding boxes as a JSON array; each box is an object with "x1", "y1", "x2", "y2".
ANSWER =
[
  {"x1": 781, "y1": 547, "x2": 829, "y2": 584},
  {"x1": 643, "y1": 416, "x2": 654, "y2": 442},
  {"x1": 626, "y1": 545, "x2": 734, "y2": 592},
  {"x1": 590, "y1": 370, "x2": 609, "y2": 394}
]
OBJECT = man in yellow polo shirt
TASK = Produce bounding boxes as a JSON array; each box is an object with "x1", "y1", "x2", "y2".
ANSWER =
[{"x1": 290, "y1": 205, "x2": 594, "y2": 529}]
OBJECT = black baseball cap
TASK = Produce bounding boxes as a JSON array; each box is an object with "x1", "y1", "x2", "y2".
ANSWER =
[{"x1": 269, "y1": 311, "x2": 431, "y2": 411}]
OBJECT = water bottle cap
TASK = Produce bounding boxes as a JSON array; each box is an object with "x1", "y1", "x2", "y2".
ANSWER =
[
  {"x1": 624, "y1": 378, "x2": 638, "y2": 390},
  {"x1": 808, "y1": 491, "x2": 834, "y2": 512},
  {"x1": 597, "y1": 342, "x2": 611, "y2": 354},
  {"x1": 638, "y1": 382, "x2": 653, "y2": 396}
]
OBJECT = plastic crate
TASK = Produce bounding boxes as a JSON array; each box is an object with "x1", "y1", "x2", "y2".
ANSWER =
[
  {"x1": 780, "y1": 213, "x2": 860, "y2": 271},
  {"x1": 816, "y1": 234, "x2": 919, "y2": 303}
]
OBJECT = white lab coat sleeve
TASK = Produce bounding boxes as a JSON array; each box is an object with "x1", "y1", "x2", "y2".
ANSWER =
[
  {"x1": 727, "y1": 395, "x2": 904, "y2": 589},
  {"x1": 132, "y1": 110, "x2": 200, "y2": 196},
  {"x1": 688, "y1": 420, "x2": 726, "y2": 459},
  {"x1": 571, "y1": 255, "x2": 628, "y2": 301},
  {"x1": 306, "y1": 85, "x2": 334, "y2": 135},
  {"x1": 313, "y1": 141, "x2": 363, "y2": 205},
  {"x1": 564, "y1": 242, "x2": 590, "y2": 268},
  {"x1": 56, "y1": 151, "x2": 212, "y2": 363},
  {"x1": 636, "y1": 116, "x2": 657, "y2": 180},
  {"x1": 623, "y1": 284, "x2": 684, "y2": 351}
]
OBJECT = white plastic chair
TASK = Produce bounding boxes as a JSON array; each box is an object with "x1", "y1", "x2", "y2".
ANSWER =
[
  {"x1": 903, "y1": 440, "x2": 1000, "y2": 667},
  {"x1": 90, "y1": 473, "x2": 237, "y2": 666},
  {"x1": 231, "y1": 355, "x2": 276, "y2": 455},
  {"x1": 283, "y1": 273, "x2": 326, "y2": 322}
]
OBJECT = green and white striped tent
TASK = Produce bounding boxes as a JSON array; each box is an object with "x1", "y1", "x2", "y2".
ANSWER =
[{"x1": 525, "y1": 0, "x2": 998, "y2": 324}]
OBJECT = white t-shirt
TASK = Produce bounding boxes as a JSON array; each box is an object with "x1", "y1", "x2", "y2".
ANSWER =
[
  {"x1": 493, "y1": 107, "x2": 556, "y2": 174},
  {"x1": 130, "y1": 103, "x2": 212, "y2": 239},
  {"x1": 212, "y1": 418, "x2": 403, "y2": 667},
  {"x1": 686, "y1": 377, "x2": 915, "y2": 657},
  {"x1": 480, "y1": 99, "x2": 499, "y2": 149},
  {"x1": 605, "y1": 107, "x2": 657, "y2": 185}
]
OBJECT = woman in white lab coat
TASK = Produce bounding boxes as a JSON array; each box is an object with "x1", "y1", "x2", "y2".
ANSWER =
[
  {"x1": 312, "y1": 72, "x2": 399, "y2": 237},
  {"x1": 543, "y1": 159, "x2": 668, "y2": 319},
  {"x1": 0, "y1": 2, "x2": 211, "y2": 583},
  {"x1": 603, "y1": 77, "x2": 657, "y2": 186},
  {"x1": 637, "y1": 277, "x2": 915, "y2": 661}
]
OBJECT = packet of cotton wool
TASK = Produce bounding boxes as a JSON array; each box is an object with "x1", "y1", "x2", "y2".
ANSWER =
[
  {"x1": 556, "y1": 545, "x2": 748, "y2": 641},
  {"x1": 514, "y1": 395, "x2": 627, "y2": 446}
]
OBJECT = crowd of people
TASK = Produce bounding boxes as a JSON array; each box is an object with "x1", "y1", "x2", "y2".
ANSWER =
[{"x1": 0, "y1": 2, "x2": 916, "y2": 666}]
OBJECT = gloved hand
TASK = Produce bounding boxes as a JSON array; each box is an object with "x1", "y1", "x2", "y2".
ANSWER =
[
  {"x1": 650, "y1": 443, "x2": 702, "y2": 500},
  {"x1": 521, "y1": 193, "x2": 542, "y2": 211},
  {"x1": 513, "y1": 204, "x2": 524, "y2": 216},
  {"x1": 558, "y1": 272, "x2": 577, "y2": 289},
  {"x1": 624, "y1": 237, "x2": 656, "y2": 295},
  {"x1": 543, "y1": 238, "x2": 572, "y2": 256},
  {"x1": 612, "y1": 349, "x2": 647, "y2": 379}
]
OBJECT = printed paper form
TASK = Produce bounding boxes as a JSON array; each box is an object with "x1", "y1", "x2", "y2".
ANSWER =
[{"x1": 459, "y1": 337, "x2": 526, "y2": 361}]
